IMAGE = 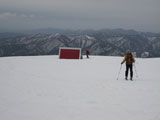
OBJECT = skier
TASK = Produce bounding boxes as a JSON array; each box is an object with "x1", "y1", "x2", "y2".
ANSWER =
[
  {"x1": 86, "y1": 49, "x2": 90, "y2": 58},
  {"x1": 121, "y1": 50, "x2": 135, "y2": 80}
]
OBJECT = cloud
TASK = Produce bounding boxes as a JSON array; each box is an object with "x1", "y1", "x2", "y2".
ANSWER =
[
  {"x1": 0, "y1": 12, "x2": 17, "y2": 19},
  {"x1": 0, "y1": 0, "x2": 160, "y2": 32},
  {"x1": 0, "y1": 12, "x2": 39, "y2": 30},
  {"x1": 0, "y1": 12, "x2": 35, "y2": 19}
]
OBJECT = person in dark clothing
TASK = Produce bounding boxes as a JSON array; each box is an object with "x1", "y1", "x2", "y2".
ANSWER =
[
  {"x1": 86, "y1": 50, "x2": 90, "y2": 58},
  {"x1": 121, "y1": 50, "x2": 135, "y2": 80}
]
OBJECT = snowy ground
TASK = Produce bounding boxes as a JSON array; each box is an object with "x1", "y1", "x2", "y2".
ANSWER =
[{"x1": 0, "y1": 55, "x2": 160, "y2": 120}]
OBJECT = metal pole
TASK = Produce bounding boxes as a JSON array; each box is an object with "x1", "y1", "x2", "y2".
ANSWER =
[
  {"x1": 133, "y1": 63, "x2": 138, "y2": 78},
  {"x1": 117, "y1": 64, "x2": 122, "y2": 80}
]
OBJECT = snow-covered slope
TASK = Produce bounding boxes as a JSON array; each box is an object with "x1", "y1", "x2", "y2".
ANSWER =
[{"x1": 0, "y1": 55, "x2": 160, "y2": 120}]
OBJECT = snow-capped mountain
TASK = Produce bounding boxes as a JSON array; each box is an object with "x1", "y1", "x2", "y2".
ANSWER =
[{"x1": 0, "y1": 29, "x2": 160, "y2": 57}]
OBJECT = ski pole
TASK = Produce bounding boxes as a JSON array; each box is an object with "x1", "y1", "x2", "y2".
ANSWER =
[
  {"x1": 117, "y1": 64, "x2": 122, "y2": 80},
  {"x1": 133, "y1": 63, "x2": 138, "y2": 78}
]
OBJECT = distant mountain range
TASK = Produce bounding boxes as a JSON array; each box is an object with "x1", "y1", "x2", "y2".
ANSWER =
[{"x1": 0, "y1": 29, "x2": 160, "y2": 58}]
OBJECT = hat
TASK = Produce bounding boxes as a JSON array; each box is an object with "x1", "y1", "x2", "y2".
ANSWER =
[{"x1": 126, "y1": 50, "x2": 131, "y2": 53}]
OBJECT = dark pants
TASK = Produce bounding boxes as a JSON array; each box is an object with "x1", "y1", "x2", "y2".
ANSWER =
[{"x1": 125, "y1": 64, "x2": 133, "y2": 78}]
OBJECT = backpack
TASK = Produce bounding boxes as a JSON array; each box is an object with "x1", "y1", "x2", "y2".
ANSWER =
[{"x1": 126, "y1": 53, "x2": 133, "y2": 65}]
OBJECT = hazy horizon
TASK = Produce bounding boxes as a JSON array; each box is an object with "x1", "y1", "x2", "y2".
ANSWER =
[
  {"x1": 0, "y1": 0, "x2": 160, "y2": 33},
  {"x1": 1, "y1": 27, "x2": 160, "y2": 34}
]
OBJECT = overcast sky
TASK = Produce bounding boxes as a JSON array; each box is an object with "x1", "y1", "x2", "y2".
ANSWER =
[{"x1": 0, "y1": 0, "x2": 160, "y2": 32}]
